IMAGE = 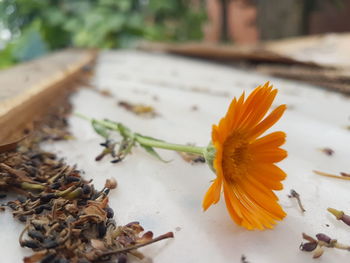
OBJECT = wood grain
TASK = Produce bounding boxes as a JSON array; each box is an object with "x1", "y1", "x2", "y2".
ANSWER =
[{"x1": 0, "y1": 49, "x2": 97, "y2": 144}]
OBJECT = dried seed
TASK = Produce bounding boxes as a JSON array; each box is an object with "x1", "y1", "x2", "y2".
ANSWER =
[
  {"x1": 18, "y1": 215, "x2": 27, "y2": 222},
  {"x1": 98, "y1": 222, "x2": 107, "y2": 238},
  {"x1": 316, "y1": 233, "x2": 331, "y2": 243},
  {"x1": 50, "y1": 182, "x2": 61, "y2": 189},
  {"x1": 40, "y1": 193, "x2": 56, "y2": 203},
  {"x1": 28, "y1": 230, "x2": 45, "y2": 242},
  {"x1": 300, "y1": 242, "x2": 317, "y2": 252},
  {"x1": 82, "y1": 184, "x2": 91, "y2": 195},
  {"x1": 117, "y1": 254, "x2": 127, "y2": 263},
  {"x1": 41, "y1": 253, "x2": 57, "y2": 263},
  {"x1": 53, "y1": 258, "x2": 69, "y2": 263},
  {"x1": 34, "y1": 206, "x2": 44, "y2": 214},
  {"x1": 105, "y1": 207, "x2": 114, "y2": 218},
  {"x1": 21, "y1": 240, "x2": 40, "y2": 249},
  {"x1": 43, "y1": 239, "x2": 59, "y2": 249},
  {"x1": 65, "y1": 176, "x2": 81, "y2": 183}
]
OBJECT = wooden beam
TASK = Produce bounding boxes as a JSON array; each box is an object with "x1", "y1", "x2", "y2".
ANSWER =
[{"x1": 0, "y1": 49, "x2": 97, "y2": 144}]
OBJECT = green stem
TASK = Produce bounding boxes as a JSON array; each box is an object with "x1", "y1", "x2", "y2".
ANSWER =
[
  {"x1": 75, "y1": 114, "x2": 205, "y2": 155},
  {"x1": 136, "y1": 136, "x2": 204, "y2": 155}
]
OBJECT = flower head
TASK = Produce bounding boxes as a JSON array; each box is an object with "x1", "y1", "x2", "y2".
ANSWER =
[{"x1": 202, "y1": 82, "x2": 287, "y2": 230}]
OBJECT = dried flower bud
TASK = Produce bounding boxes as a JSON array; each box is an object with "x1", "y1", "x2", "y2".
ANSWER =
[
  {"x1": 105, "y1": 178, "x2": 117, "y2": 189},
  {"x1": 300, "y1": 242, "x2": 317, "y2": 252},
  {"x1": 316, "y1": 233, "x2": 331, "y2": 244}
]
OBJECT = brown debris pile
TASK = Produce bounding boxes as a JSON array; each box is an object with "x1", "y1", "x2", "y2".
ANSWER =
[{"x1": 0, "y1": 100, "x2": 172, "y2": 263}]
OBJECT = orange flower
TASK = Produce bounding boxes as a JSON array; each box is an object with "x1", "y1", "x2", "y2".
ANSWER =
[{"x1": 202, "y1": 82, "x2": 287, "y2": 230}]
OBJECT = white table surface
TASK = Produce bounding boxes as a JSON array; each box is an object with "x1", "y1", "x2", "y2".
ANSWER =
[{"x1": 1, "y1": 50, "x2": 350, "y2": 262}]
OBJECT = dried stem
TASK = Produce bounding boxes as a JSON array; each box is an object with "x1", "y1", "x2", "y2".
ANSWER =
[
  {"x1": 101, "y1": 232, "x2": 174, "y2": 257},
  {"x1": 314, "y1": 170, "x2": 350, "y2": 181}
]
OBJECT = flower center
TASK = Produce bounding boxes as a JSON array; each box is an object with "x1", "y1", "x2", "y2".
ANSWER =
[{"x1": 222, "y1": 132, "x2": 251, "y2": 182}]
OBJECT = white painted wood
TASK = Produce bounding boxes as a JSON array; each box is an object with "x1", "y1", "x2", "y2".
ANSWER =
[{"x1": 2, "y1": 50, "x2": 350, "y2": 262}]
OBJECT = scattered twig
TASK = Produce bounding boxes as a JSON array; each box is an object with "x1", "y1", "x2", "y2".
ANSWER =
[
  {"x1": 288, "y1": 189, "x2": 306, "y2": 213},
  {"x1": 314, "y1": 170, "x2": 350, "y2": 181}
]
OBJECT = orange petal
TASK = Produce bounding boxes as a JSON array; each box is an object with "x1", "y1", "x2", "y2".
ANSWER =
[
  {"x1": 248, "y1": 105, "x2": 286, "y2": 140},
  {"x1": 250, "y1": 131, "x2": 286, "y2": 149},
  {"x1": 253, "y1": 148, "x2": 287, "y2": 163},
  {"x1": 202, "y1": 178, "x2": 222, "y2": 211}
]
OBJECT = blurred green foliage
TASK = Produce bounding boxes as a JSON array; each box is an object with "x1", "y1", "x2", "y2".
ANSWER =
[{"x1": 0, "y1": 0, "x2": 206, "y2": 69}]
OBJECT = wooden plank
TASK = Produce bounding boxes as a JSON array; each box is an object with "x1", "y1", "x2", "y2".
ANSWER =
[
  {"x1": 139, "y1": 41, "x2": 318, "y2": 66},
  {"x1": 0, "y1": 49, "x2": 97, "y2": 144}
]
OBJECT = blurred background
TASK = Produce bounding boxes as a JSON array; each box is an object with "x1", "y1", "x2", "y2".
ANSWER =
[{"x1": 1, "y1": 0, "x2": 350, "y2": 69}]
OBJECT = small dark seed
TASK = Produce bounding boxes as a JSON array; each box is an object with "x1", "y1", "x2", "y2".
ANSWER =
[
  {"x1": 54, "y1": 258, "x2": 70, "y2": 263},
  {"x1": 43, "y1": 239, "x2": 59, "y2": 249},
  {"x1": 300, "y1": 242, "x2": 317, "y2": 252},
  {"x1": 21, "y1": 240, "x2": 40, "y2": 249},
  {"x1": 41, "y1": 253, "x2": 57, "y2": 263},
  {"x1": 28, "y1": 230, "x2": 45, "y2": 242},
  {"x1": 65, "y1": 176, "x2": 81, "y2": 183},
  {"x1": 316, "y1": 233, "x2": 331, "y2": 243},
  {"x1": 105, "y1": 207, "x2": 114, "y2": 218},
  {"x1": 18, "y1": 215, "x2": 27, "y2": 222},
  {"x1": 82, "y1": 184, "x2": 91, "y2": 195},
  {"x1": 35, "y1": 206, "x2": 44, "y2": 214},
  {"x1": 50, "y1": 182, "x2": 61, "y2": 189},
  {"x1": 97, "y1": 222, "x2": 107, "y2": 238},
  {"x1": 40, "y1": 193, "x2": 56, "y2": 203},
  {"x1": 41, "y1": 204, "x2": 52, "y2": 211},
  {"x1": 341, "y1": 213, "x2": 350, "y2": 226},
  {"x1": 117, "y1": 254, "x2": 128, "y2": 263}
]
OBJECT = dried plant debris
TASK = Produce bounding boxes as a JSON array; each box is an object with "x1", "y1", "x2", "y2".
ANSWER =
[
  {"x1": 0, "y1": 100, "x2": 173, "y2": 262},
  {"x1": 95, "y1": 139, "x2": 136, "y2": 164},
  {"x1": 118, "y1": 101, "x2": 157, "y2": 117},
  {"x1": 241, "y1": 255, "x2": 249, "y2": 263},
  {"x1": 327, "y1": 208, "x2": 350, "y2": 227},
  {"x1": 190, "y1": 105, "x2": 198, "y2": 111},
  {"x1": 288, "y1": 189, "x2": 306, "y2": 213},
  {"x1": 300, "y1": 232, "x2": 350, "y2": 259},
  {"x1": 340, "y1": 172, "x2": 350, "y2": 177},
  {"x1": 98, "y1": 89, "x2": 113, "y2": 97},
  {"x1": 314, "y1": 170, "x2": 350, "y2": 181},
  {"x1": 319, "y1": 147, "x2": 334, "y2": 156},
  {"x1": 177, "y1": 151, "x2": 205, "y2": 164}
]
